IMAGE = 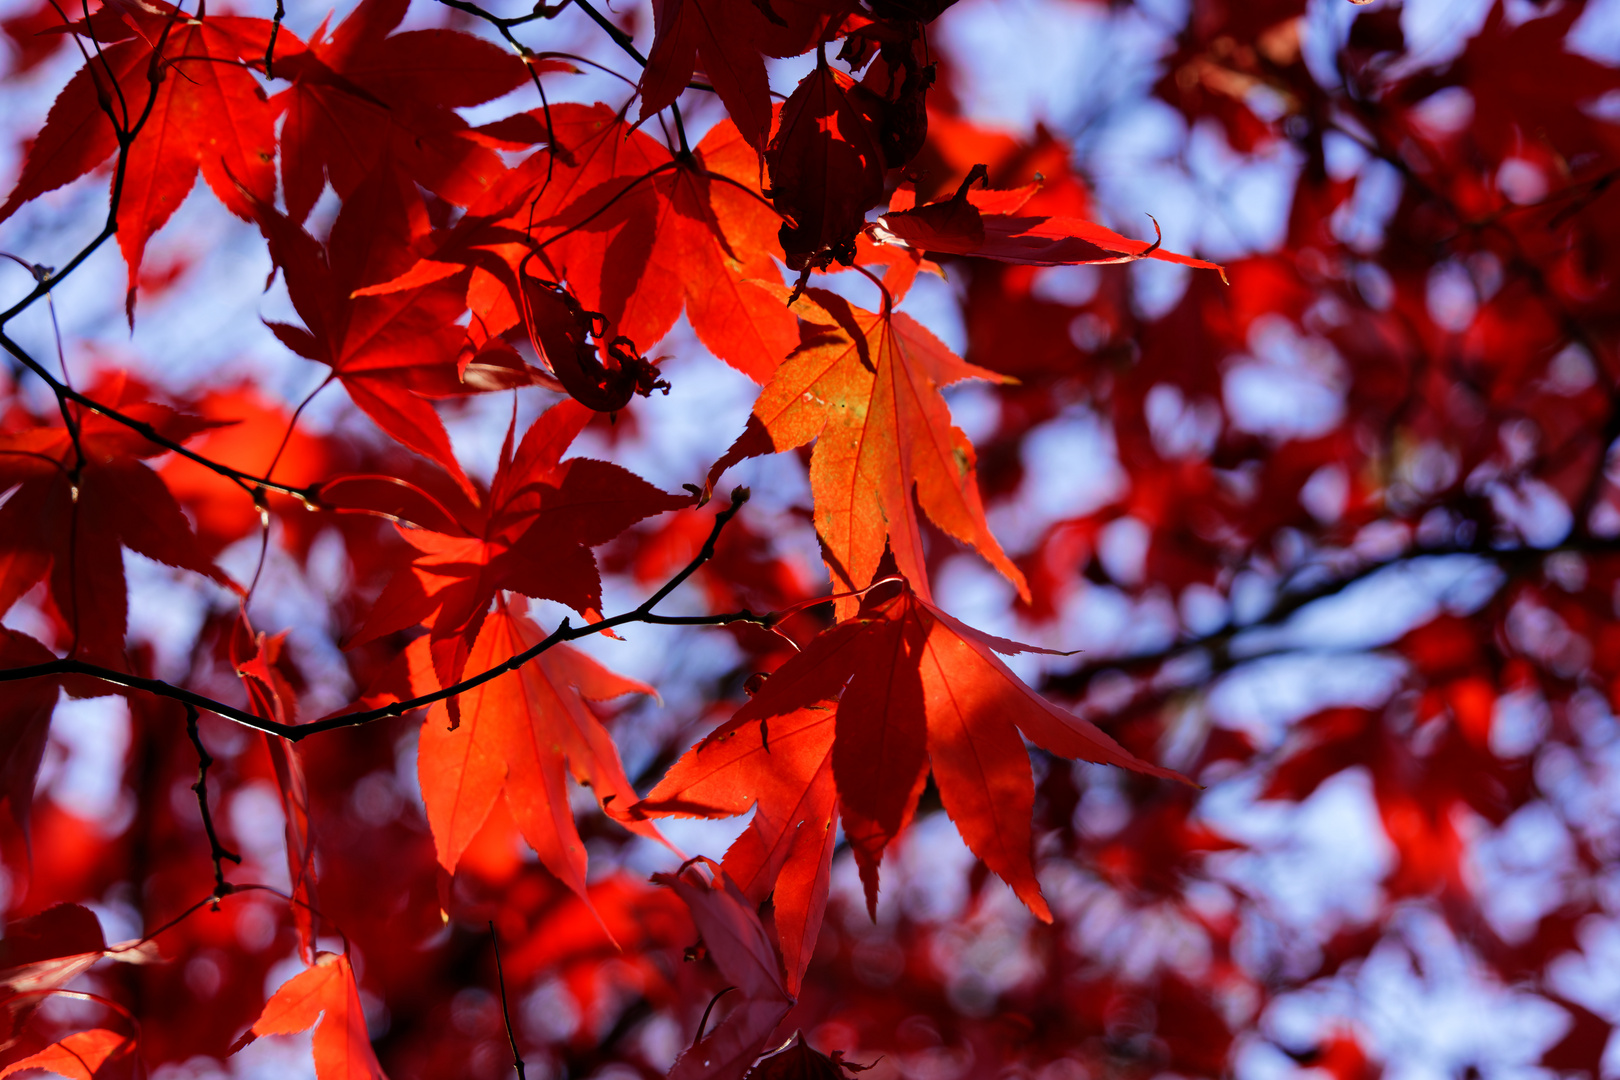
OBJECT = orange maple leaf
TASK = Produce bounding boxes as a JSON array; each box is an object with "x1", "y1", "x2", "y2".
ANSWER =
[
  {"x1": 0, "y1": 1028, "x2": 130, "y2": 1080},
  {"x1": 244, "y1": 952, "x2": 387, "y2": 1080},
  {"x1": 711, "y1": 287, "x2": 1024, "y2": 617},
  {"x1": 415, "y1": 600, "x2": 667, "y2": 904}
]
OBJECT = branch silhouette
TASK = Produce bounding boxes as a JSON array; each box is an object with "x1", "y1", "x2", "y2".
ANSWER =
[{"x1": 0, "y1": 490, "x2": 770, "y2": 740}]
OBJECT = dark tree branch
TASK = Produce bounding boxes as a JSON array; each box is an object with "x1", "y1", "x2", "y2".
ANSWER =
[
  {"x1": 264, "y1": 0, "x2": 285, "y2": 77},
  {"x1": 569, "y1": 0, "x2": 644, "y2": 64},
  {"x1": 436, "y1": 0, "x2": 572, "y2": 30},
  {"x1": 0, "y1": 490, "x2": 770, "y2": 740},
  {"x1": 0, "y1": 331, "x2": 322, "y2": 501},
  {"x1": 183, "y1": 704, "x2": 242, "y2": 903},
  {"x1": 1046, "y1": 533, "x2": 1620, "y2": 703},
  {"x1": 489, "y1": 921, "x2": 527, "y2": 1080}
]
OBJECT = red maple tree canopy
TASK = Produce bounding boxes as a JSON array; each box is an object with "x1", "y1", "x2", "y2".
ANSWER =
[{"x1": 0, "y1": 0, "x2": 1617, "y2": 1078}]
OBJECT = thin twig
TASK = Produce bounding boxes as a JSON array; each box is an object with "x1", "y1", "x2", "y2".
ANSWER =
[
  {"x1": 643, "y1": 487, "x2": 749, "y2": 609},
  {"x1": 0, "y1": 1, "x2": 257, "y2": 495},
  {"x1": 437, "y1": 0, "x2": 571, "y2": 30},
  {"x1": 1, "y1": 0, "x2": 186, "y2": 461},
  {"x1": 671, "y1": 100, "x2": 690, "y2": 156},
  {"x1": 0, "y1": 333, "x2": 319, "y2": 500},
  {"x1": 564, "y1": 0, "x2": 692, "y2": 155},
  {"x1": 489, "y1": 921, "x2": 527, "y2": 1080},
  {"x1": 570, "y1": 0, "x2": 645, "y2": 64},
  {"x1": 264, "y1": 0, "x2": 284, "y2": 77},
  {"x1": 1045, "y1": 533, "x2": 1620, "y2": 705},
  {"x1": 0, "y1": 9, "x2": 172, "y2": 324},
  {"x1": 432, "y1": 0, "x2": 572, "y2": 200},
  {"x1": 184, "y1": 704, "x2": 242, "y2": 902}
]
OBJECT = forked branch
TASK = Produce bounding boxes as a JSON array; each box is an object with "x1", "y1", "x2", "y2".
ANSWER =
[{"x1": 183, "y1": 704, "x2": 242, "y2": 902}]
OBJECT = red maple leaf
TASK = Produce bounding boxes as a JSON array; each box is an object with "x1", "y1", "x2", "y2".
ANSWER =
[
  {"x1": 871, "y1": 165, "x2": 1227, "y2": 274},
  {"x1": 254, "y1": 165, "x2": 526, "y2": 491},
  {"x1": 366, "y1": 109, "x2": 798, "y2": 384},
  {"x1": 1422, "y1": 1, "x2": 1620, "y2": 164},
  {"x1": 157, "y1": 385, "x2": 331, "y2": 555},
  {"x1": 0, "y1": 3, "x2": 277, "y2": 314},
  {"x1": 0, "y1": 903, "x2": 108, "y2": 1000},
  {"x1": 497, "y1": 103, "x2": 671, "y2": 326},
  {"x1": 659, "y1": 862, "x2": 795, "y2": 1080},
  {"x1": 0, "y1": 373, "x2": 234, "y2": 666},
  {"x1": 766, "y1": 56, "x2": 887, "y2": 273},
  {"x1": 610, "y1": 119, "x2": 798, "y2": 383},
  {"x1": 270, "y1": 0, "x2": 528, "y2": 222},
  {"x1": 0, "y1": 631, "x2": 58, "y2": 843},
  {"x1": 226, "y1": 610, "x2": 323, "y2": 952},
  {"x1": 0, "y1": 904, "x2": 153, "y2": 1054},
  {"x1": 745, "y1": 1032, "x2": 873, "y2": 1080},
  {"x1": 639, "y1": 0, "x2": 774, "y2": 152},
  {"x1": 346, "y1": 104, "x2": 666, "y2": 405},
  {"x1": 0, "y1": 0, "x2": 78, "y2": 75},
  {"x1": 660, "y1": 582, "x2": 1183, "y2": 919},
  {"x1": 0, "y1": 1028, "x2": 131, "y2": 1080},
  {"x1": 343, "y1": 397, "x2": 687, "y2": 691}
]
